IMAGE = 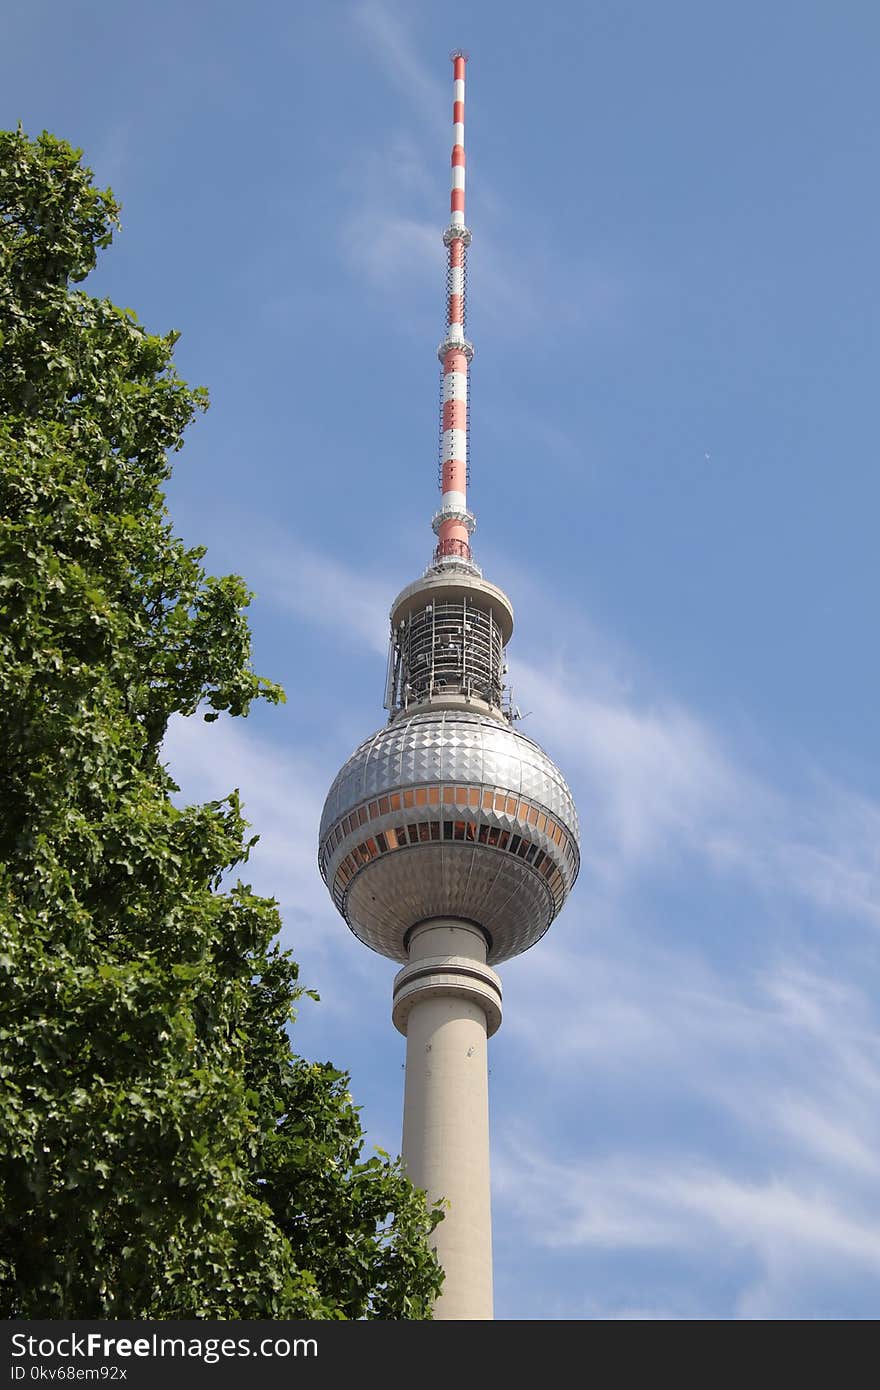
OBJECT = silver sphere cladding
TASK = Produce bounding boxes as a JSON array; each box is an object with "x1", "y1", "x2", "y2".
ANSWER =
[{"x1": 319, "y1": 711, "x2": 580, "y2": 964}]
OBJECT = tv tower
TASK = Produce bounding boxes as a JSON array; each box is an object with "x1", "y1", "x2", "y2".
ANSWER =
[{"x1": 319, "y1": 53, "x2": 579, "y2": 1320}]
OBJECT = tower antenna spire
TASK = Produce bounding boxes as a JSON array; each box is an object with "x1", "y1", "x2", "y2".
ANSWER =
[{"x1": 432, "y1": 50, "x2": 477, "y2": 573}]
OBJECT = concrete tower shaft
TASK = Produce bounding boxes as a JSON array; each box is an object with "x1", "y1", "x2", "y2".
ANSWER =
[{"x1": 394, "y1": 921, "x2": 500, "y2": 1320}]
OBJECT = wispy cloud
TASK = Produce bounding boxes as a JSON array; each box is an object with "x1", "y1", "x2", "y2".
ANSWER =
[
  {"x1": 342, "y1": 0, "x2": 625, "y2": 335},
  {"x1": 505, "y1": 937, "x2": 880, "y2": 1163},
  {"x1": 495, "y1": 1136, "x2": 880, "y2": 1302},
  {"x1": 163, "y1": 712, "x2": 329, "y2": 937},
  {"x1": 162, "y1": 712, "x2": 394, "y2": 1021},
  {"x1": 339, "y1": 4, "x2": 447, "y2": 296},
  {"x1": 340, "y1": 206, "x2": 444, "y2": 292},
  {"x1": 494, "y1": 923, "x2": 880, "y2": 1317},
  {"x1": 351, "y1": 1, "x2": 447, "y2": 134},
  {"x1": 519, "y1": 655, "x2": 752, "y2": 870},
  {"x1": 539, "y1": 661, "x2": 880, "y2": 928},
  {"x1": 245, "y1": 534, "x2": 390, "y2": 657}
]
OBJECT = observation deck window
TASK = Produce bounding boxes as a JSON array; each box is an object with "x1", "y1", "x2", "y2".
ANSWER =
[{"x1": 323, "y1": 780, "x2": 578, "y2": 917}]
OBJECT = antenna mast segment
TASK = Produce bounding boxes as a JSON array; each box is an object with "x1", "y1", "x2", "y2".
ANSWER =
[{"x1": 432, "y1": 51, "x2": 476, "y2": 572}]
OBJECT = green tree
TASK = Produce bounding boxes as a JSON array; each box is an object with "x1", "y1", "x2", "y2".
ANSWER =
[{"x1": 0, "y1": 127, "x2": 443, "y2": 1318}]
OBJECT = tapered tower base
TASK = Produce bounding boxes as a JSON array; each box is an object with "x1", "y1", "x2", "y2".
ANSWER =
[{"x1": 392, "y1": 920, "x2": 502, "y2": 1320}]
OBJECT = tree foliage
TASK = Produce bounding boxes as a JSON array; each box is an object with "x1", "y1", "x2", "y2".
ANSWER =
[{"x1": 0, "y1": 127, "x2": 443, "y2": 1318}]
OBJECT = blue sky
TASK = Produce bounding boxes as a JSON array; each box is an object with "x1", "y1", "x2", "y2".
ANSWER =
[{"x1": 6, "y1": 0, "x2": 880, "y2": 1319}]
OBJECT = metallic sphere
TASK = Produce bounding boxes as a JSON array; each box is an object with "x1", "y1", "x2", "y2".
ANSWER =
[{"x1": 319, "y1": 710, "x2": 579, "y2": 964}]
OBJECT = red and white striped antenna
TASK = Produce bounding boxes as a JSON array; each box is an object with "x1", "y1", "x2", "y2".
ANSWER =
[{"x1": 432, "y1": 50, "x2": 477, "y2": 573}]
